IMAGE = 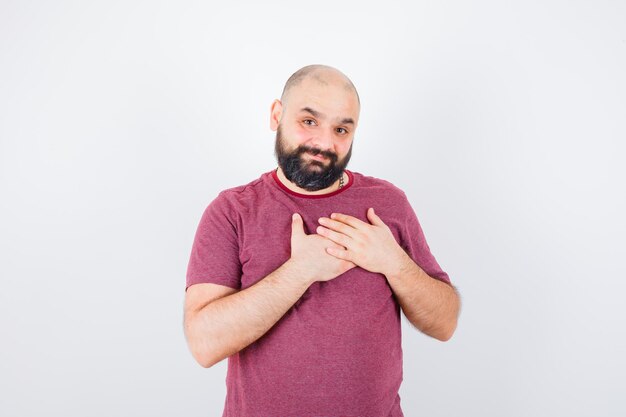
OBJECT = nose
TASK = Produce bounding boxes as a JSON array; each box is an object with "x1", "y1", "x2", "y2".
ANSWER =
[{"x1": 310, "y1": 128, "x2": 334, "y2": 152}]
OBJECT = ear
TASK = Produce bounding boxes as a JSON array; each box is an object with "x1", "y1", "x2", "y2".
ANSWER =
[{"x1": 269, "y1": 99, "x2": 283, "y2": 131}]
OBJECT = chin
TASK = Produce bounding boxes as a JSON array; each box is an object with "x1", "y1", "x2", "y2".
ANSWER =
[{"x1": 307, "y1": 161, "x2": 326, "y2": 168}]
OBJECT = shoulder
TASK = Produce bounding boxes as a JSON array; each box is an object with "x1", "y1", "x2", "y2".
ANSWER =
[
  {"x1": 211, "y1": 171, "x2": 272, "y2": 206},
  {"x1": 199, "y1": 171, "x2": 274, "y2": 227},
  {"x1": 350, "y1": 171, "x2": 409, "y2": 202}
]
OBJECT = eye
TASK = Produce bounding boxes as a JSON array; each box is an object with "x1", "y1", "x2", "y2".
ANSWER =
[
  {"x1": 336, "y1": 127, "x2": 348, "y2": 134},
  {"x1": 303, "y1": 119, "x2": 316, "y2": 126}
]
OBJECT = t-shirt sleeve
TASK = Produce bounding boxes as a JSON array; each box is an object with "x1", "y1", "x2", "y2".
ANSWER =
[
  {"x1": 185, "y1": 192, "x2": 242, "y2": 291},
  {"x1": 398, "y1": 194, "x2": 452, "y2": 285}
]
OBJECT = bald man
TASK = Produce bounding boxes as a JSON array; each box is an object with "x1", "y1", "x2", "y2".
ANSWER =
[{"x1": 184, "y1": 64, "x2": 460, "y2": 417}]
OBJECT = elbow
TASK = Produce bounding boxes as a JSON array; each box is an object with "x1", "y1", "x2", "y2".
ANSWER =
[
  {"x1": 189, "y1": 344, "x2": 222, "y2": 368},
  {"x1": 416, "y1": 321, "x2": 456, "y2": 342},
  {"x1": 184, "y1": 317, "x2": 222, "y2": 368},
  {"x1": 435, "y1": 323, "x2": 456, "y2": 342},
  {"x1": 429, "y1": 316, "x2": 458, "y2": 342},
  {"x1": 193, "y1": 349, "x2": 215, "y2": 368},
  {"x1": 199, "y1": 358, "x2": 217, "y2": 369},
  {"x1": 187, "y1": 333, "x2": 233, "y2": 368},
  {"x1": 185, "y1": 329, "x2": 222, "y2": 368},
  {"x1": 436, "y1": 289, "x2": 461, "y2": 342}
]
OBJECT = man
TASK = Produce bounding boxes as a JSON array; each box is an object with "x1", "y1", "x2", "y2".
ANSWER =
[{"x1": 184, "y1": 64, "x2": 460, "y2": 417}]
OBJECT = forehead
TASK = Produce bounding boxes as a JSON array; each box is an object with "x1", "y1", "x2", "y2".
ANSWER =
[{"x1": 287, "y1": 77, "x2": 359, "y2": 122}]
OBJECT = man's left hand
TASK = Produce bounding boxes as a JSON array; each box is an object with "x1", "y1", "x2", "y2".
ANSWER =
[{"x1": 316, "y1": 208, "x2": 408, "y2": 276}]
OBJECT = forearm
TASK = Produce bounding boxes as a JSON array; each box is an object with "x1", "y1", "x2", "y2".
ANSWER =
[
  {"x1": 385, "y1": 252, "x2": 460, "y2": 341},
  {"x1": 185, "y1": 260, "x2": 313, "y2": 367}
]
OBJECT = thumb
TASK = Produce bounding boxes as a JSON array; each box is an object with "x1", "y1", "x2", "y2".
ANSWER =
[
  {"x1": 367, "y1": 207, "x2": 384, "y2": 226},
  {"x1": 291, "y1": 213, "x2": 305, "y2": 237}
]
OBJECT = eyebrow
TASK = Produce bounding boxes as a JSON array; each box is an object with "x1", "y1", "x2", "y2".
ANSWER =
[{"x1": 300, "y1": 107, "x2": 355, "y2": 125}]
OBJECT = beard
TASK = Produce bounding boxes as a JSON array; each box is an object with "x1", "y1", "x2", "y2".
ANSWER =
[{"x1": 274, "y1": 124, "x2": 352, "y2": 191}]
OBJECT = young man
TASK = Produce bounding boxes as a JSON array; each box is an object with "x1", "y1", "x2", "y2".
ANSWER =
[{"x1": 184, "y1": 64, "x2": 460, "y2": 417}]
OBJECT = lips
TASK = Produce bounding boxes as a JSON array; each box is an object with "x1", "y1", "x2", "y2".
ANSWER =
[{"x1": 307, "y1": 151, "x2": 327, "y2": 161}]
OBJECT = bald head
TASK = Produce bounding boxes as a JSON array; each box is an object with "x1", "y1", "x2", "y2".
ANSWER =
[{"x1": 280, "y1": 64, "x2": 360, "y2": 109}]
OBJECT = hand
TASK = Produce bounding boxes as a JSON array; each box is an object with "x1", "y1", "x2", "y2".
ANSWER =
[
  {"x1": 288, "y1": 213, "x2": 356, "y2": 284},
  {"x1": 316, "y1": 208, "x2": 408, "y2": 276}
]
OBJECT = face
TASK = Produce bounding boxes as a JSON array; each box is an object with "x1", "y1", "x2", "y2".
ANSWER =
[
  {"x1": 275, "y1": 123, "x2": 353, "y2": 191},
  {"x1": 271, "y1": 73, "x2": 360, "y2": 191}
]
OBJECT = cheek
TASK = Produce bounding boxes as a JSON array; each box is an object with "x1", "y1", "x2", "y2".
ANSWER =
[
  {"x1": 293, "y1": 126, "x2": 311, "y2": 142},
  {"x1": 337, "y1": 141, "x2": 352, "y2": 155}
]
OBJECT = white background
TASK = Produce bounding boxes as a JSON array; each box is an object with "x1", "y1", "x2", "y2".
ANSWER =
[{"x1": 1, "y1": 1, "x2": 625, "y2": 416}]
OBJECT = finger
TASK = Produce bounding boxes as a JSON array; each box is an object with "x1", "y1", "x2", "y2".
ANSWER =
[
  {"x1": 325, "y1": 246, "x2": 352, "y2": 261},
  {"x1": 366, "y1": 207, "x2": 385, "y2": 226},
  {"x1": 318, "y1": 217, "x2": 358, "y2": 238},
  {"x1": 327, "y1": 212, "x2": 369, "y2": 230},
  {"x1": 316, "y1": 225, "x2": 351, "y2": 247}
]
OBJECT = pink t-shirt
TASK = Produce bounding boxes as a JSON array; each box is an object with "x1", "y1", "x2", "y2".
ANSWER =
[{"x1": 186, "y1": 169, "x2": 451, "y2": 417}]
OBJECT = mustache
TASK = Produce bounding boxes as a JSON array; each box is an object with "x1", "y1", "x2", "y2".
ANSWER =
[{"x1": 296, "y1": 145, "x2": 338, "y2": 162}]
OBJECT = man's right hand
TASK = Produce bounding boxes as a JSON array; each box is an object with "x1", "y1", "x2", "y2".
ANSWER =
[{"x1": 288, "y1": 213, "x2": 356, "y2": 284}]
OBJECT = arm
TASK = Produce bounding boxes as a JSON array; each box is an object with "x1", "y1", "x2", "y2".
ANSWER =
[
  {"x1": 184, "y1": 213, "x2": 355, "y2": 368},
  {"x1": 184, "y1": 260, "x2": 313, "y2": 368},
  {"x1": 384, "y1": 251, "x2": 460, "y2": 341},
  {"x1": 316, "y1": 208, "x2": 460, "y2": 341}
]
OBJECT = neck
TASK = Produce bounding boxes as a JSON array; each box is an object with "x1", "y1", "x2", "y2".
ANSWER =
[{"x1": 275, "y1": 167, "x2": 346, "y2": 196}]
